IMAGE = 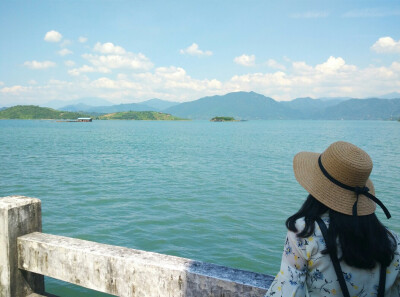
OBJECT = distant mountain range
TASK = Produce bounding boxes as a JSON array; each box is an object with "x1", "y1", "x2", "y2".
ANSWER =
[
  {"x1": 44, "y1": 97, "x2": 114, "y2": 109},
  {"x1": 2, "y1": 92, "x2": 400, "y2": 120},
  {"x1": 56, "y1": 98, "x2": 178, "y2": 113},
  {"x1": 163, "y1": 92, "x2": 400, "y2": 120},
  {"x1": 370, "y1": 92, "x2": 400, "y2": 99}
]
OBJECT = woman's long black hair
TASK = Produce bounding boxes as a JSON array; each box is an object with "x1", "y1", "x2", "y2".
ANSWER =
[{"x1": 286, "y1": 194, "x2": 397, "y2": 269}]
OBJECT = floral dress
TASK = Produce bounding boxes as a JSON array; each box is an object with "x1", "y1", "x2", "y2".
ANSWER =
[{"x1": 265, "y1": 213, "x2": 400, "y2": 297}]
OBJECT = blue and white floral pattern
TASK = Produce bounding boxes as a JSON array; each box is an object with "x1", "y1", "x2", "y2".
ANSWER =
[{"x1": 265, "y1": 213, "x2": 400, "y2": 297}]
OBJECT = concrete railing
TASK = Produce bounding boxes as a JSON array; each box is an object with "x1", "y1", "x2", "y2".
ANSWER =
[{"x1": 1, "y1": 196, "x2": 273, "y2": 297}]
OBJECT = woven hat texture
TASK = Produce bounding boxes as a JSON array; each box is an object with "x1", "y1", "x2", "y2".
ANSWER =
[{"x1": 293, "y1": 141, "x2": 376, "y2": 216}]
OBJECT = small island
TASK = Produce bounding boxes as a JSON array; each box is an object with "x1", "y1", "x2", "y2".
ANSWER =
[
  {"x1": 210, "y1": 116, "x2": 239, "y2": 122},
  {"x1": 97, "y1": 111, "x2": 186, "y2": 121},
  {"x1": 0, "y1": 105, "x2": 91, "y2": 120},
  {"x1": 0, "y1": 105, "x2": 187, "y2": 121}
]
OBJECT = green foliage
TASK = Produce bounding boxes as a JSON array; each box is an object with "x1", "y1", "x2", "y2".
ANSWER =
[
  {"x1": 97, "y1": 111, "x2": 186, "y2": 121},
  {"x1": 0, "y1": 105, "x2": 91, "y2": 119},
  {"x1": 210, "y1": 116, "x2": 237, "y2": 122}
]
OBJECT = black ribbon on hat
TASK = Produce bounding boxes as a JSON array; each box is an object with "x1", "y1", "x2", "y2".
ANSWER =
[{"x1": 318, "y1": 156, "x2": 391, "y2": 219}]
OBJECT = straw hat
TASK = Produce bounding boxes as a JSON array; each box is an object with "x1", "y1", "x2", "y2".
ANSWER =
[{"x1": 293, "y1": 141, "x2": 376, "y2": 216}]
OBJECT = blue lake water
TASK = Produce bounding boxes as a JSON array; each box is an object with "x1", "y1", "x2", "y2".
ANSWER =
[{"x1": 1, "y1": 120, "x2": 399, "y2": 296}]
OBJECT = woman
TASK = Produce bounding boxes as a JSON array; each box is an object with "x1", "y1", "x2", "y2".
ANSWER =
[{"x1": 265, "y1": 141, "x2": 399, "y2": 297}]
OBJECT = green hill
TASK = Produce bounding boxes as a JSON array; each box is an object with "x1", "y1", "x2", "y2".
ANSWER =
[
  {"x1": 164, "y1": 91, "x2": 400, "y2": 120},
  {"x1": 164, "y1": 91, "x2": 292, "y2": 120},
  {"x1": 98, "y1": 111, "x2": 187, "y2": 120},
  {"x1": 320, "y1": 98, "x2": 400, "y2": 120},
  {"x1": 0, "y1": 105, "x2": 91, "y2": 119}
]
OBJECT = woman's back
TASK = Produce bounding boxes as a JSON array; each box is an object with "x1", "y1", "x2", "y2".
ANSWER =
[
  {"x1": 265, "y1": 213, "x2": 400, "y2": 296},
  {"x1": 265, "y1": 141, "x2": 399, "y2": 296}
]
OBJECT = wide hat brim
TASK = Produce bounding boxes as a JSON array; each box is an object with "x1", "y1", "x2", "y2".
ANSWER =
[{"x1": 293, "y1": 152, "x2": 376, "y2": 216}]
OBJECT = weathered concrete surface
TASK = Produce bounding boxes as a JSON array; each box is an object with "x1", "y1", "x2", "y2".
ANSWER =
[
  {"x1": 0, "y1": 196, "x2": 44, "y2": 297},
  {"x1": 18, "y1": 232, "x2": 273, "y2": 297},
  {"x1": 26, "y1": 293, "x2": 58, "y2": 297}
]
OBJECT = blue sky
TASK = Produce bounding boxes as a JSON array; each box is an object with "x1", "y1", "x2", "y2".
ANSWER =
[{"x1": 1, "y1": 0, "x2": 400, "y2": 106}]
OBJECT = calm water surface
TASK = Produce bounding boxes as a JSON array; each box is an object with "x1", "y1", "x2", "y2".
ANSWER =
[{"x1": 1, "y1": 120, "x2": 399, "y2": 296}]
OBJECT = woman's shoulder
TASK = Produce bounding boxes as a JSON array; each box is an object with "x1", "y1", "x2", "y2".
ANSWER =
[
  {"x1": 293, "y1": 213, "x2": 329, "y2": 236},
  {"x1": 293, "y1": 216, "x2": 306, "y2": 233}
]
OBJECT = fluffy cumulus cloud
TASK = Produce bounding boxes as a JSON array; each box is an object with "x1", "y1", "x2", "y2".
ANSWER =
[
  {"x1": 68, "y1": 42, "x2": 153, "y2": 76},
  {"x1": 226, "y1": 56, "x2": 400, "y2": 100},
  {"x1": 44, "y1": 30, "x2": 62, "y2": 42},
  {"x1": 180, "y1": 43, "x2": 212, "y2": 57},
  {"x1": 82, "y1": 53, "x2": 152, "y2": 71},
  {"x1": 4, "y1": 36, "x2": 400, "y2": 105},
  {"x1": 24, "y1": 60, "x2": 56, "y2": 69},
  {"x1": 94, "y1": 42, "x2": 126, "y2": 55},
  {"x1": 85, "y1": 66, "x2": 223, "y2": 102},
  {"x1": 234, "y1": 54, "x2": 255, "y2": 67},
  {"x1": 133, "y1": 58, "x2": 399, "y2": 101},
  {"x1": 68, "y1": 65, "x2": 110, "y2": 76},
  {"x1": 315, "y1": 56, "x2": 357, "y2": 73},
  {"x1": 371, "y1": 37, "x2": 400, "y2": 54}
]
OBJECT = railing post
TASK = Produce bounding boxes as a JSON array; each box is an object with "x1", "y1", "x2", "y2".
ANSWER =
[{"x1": 0, "y1": 196, "x2": 44, "y2": 297}]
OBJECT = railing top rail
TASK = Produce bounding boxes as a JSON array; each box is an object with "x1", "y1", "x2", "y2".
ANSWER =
[{"x1": 18, "y1": 232, "x2": 272, "y2": 297}]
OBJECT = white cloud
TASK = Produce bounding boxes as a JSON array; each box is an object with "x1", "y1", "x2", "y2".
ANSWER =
[
  {"x1": 70, "y1": 42, "x2": 154, "y2": 74},
  {"x1": 0, "y1": 81, "x2": 4, "y2": 86},
  {"x1": 266, "y1": 59, "x2": 286, "y2": 70},
  {"x1": 3, "y1": 52, "x2": 400, "y2": 105},
  {"x1": 371, "y1": 37, "x2": 400, "y2": 54},
  {"x1": 315, "y1": 56, "x2": 357, "y2": 74},
  {"x1": 292, "y1": 61, "x2": 314, "y2": 74},
  {"x1": 230, "y1": 71, "x2": 291, "y2": 88},
  {"x1": 68, "y1": 65, "x2": 110, "y2": 76},
  {"x1": 133, "y1": 66, "x2": 222, "y2": 91},
  {"x1": 225, "y1": 56, "x2": 400, "y2": 100},
  {"x1": 94, "y1": 42, "x2": 126, "y2": 54},
  {"x1": 64, "y1": 60, "x2": 76, "y2": 67},
  {"x1": 24, "y1": 60, "x2": 56, "y2": 69},
  {"x1": 28, "y1": 80, "x2": 37, "y2": 85},
  {"x1": 79, "y1": 36, "x2": 88, "y2": 43},
  {"x1": 234, "y1": 54, "x2": 255, "y2": 67},
  {"x1": 82, "y1": 53, "x2": 153, "y2": 71},
  {"x1": 44, "y1": 30, "x2": 62, "y2": 42},
  {"x1": 290, "y1": 11, "x2": 329, "y2": 18},
  {"x1": 58, "y1": 49, "x2": 73, "y2": 56},
  {"x1": 180, "y1": 43, "x2": 212, "y2": 57}
]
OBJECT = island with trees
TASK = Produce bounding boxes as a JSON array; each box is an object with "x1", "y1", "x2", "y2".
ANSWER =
[
  {"x1": 0, "y1": 105, "x2": 91, "y2": 120},
  {"x1": 0, "y1": 106, "x2": 187, "y2": 121},
  {"x1": 97, "y1": 111, "x2": 186, "y2": 120},
  {"x1": 210, "y1": 116, "x2": 239, "y2": 122}
]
